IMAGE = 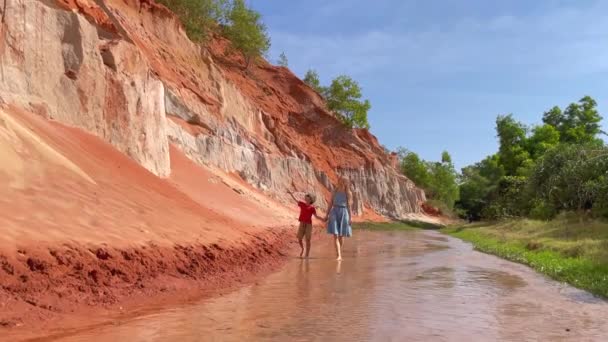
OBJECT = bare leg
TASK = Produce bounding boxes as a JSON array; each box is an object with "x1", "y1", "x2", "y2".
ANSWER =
[
  {"x1": 305, "y1": 238, "x2": 312, "y2": 258},
  {"x1": 338, "y1": 236, "x2": 344, "y2": 259},
  {"x1": 298, "y1": 238, "x2": 304, "y2": 258},
  {"x1": 334, "y1": 235, "x2": 342, "y2": 260}
]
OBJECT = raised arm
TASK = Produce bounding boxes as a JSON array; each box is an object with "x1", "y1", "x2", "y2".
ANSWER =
[{"x1": 288, "y1": 190, "x2": 299, "y2": 203}]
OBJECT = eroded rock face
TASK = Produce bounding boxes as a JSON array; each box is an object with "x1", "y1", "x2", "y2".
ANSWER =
[
  {"x1": 0, "y1": 0, "x2": 169, "y2": 177},
  {"x1": 338, "y1": 168, "x2": 426, "y2": 218},
  {"x1": 0, "y1": 0, "x2": 426, "y2": 218}
]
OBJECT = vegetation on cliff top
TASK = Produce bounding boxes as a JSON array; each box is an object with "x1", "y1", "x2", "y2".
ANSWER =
[
  {"x1": 158, "y1": 0, "x2": 372, "y2": 130},
  {"x1": 443, "y1": 218, "x2": 608, "y2": 297},
  {"x1": 221, "y1": 0, "x2": 270, "y2": 68},
  {"x1": 277, "y1": 52, "x2": 288, "y2": 67},
  {"x1": 303, "y1": 70, "x2": 371, "y2": 129},
  {"x1": 157, "y1": 0, "x2": 270, "y2": 67},
  {"x1": 156, "y1": 0, "x2": 221, "y2": 41}
]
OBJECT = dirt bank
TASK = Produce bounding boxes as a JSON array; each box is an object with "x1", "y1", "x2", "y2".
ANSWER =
[
  {"x1": 0, "y1": 229, "x2": 293, "y2": 334},
  {"x1": 0, "y1": 107, "x2": 301, "y2": 335}
]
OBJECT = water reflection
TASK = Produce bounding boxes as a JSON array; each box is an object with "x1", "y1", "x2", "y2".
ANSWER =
[{"x1": 50, "y1": 231, "x2": 608, "y2": 341}]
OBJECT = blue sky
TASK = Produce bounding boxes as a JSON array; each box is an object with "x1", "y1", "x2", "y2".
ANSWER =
[{"x1": 251, "y1": 0, "x2": 608, "y2": 170}]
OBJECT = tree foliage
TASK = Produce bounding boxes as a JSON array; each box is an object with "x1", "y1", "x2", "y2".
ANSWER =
[
  {"x1": 528, "y1": 145, "x2": 608, "y2": 216},
  {"x1": 303, "y1": 69, "x2": 325, "y2": 94},
  {"x1": 457, "y1": 96, "x2": 607, "y2": 221},
  {"x1": 398, "y1": 148, "x2": 459, "y2": 209},
  {"x1": 158, "y1": 0, "x2": 270, "y2": 68},
  {"x1": 325, "y1": 75, "x2": 371, "y2": 129},
  {"x1": 302, "y1": 71, "x2": 371, "y2": 129},
  {"x1": 157, "y1": 0, "x2": 225, "y2": 41},
  {"x1": 398, "y1": 148, "x2": 431, "y2": 189},
  {"x1": 496, "y1": 114, "x2": 531, "y2": 176},
  {"x1": 428, "y1": 152, "x2": 460, "y2": 209},
  {"x1": 526, "y1": 124, "x2": 560, "y2": 159},
  {"x1": 543, "y1": 96, "x2": 604, "y2": 145},
  {"x1": 222, "y1": 0, "x2": 271, "y2": 68},
  {"x1": 277, "y1": 52, "x2": 288, "y2": 67}
]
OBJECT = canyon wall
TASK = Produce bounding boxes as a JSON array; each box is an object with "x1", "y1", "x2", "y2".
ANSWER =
[{"x1": 0, "y1": 0, "x2": 425, "y2": 219}]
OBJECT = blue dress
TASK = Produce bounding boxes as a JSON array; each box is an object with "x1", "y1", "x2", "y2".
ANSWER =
[{"x1": 327, "y1": 191, "x2": 352, "y2": 237}]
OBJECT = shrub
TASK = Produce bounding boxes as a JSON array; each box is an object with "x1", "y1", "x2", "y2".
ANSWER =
[
  {"x1": 528, "y1": 200, "x2": 557, "y2": 220},
  {"x1": 222, "y1": 0, "x2": 271, "y2": 68},
  {"x1": 325, "y1": 75, "x2": 371, "y2": 129},
  {"x1": 156, "y1": 0, "x2": 223, "y2": 42},
  {"x1": 303, "y1": 69, "x2": 325, "y2": 94},
  {"x1": 277, "y1": 52, "x2": 288, "y2": 67}
]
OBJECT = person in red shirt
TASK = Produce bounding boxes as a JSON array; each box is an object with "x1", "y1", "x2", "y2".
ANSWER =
[{"x1": 288, "y1": 191, "x2": 325, "y2": 258}]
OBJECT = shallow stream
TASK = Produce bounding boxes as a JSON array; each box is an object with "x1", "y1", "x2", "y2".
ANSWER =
[{"x1": 47, "y1": 230, "x2": 608, "y2": 341}]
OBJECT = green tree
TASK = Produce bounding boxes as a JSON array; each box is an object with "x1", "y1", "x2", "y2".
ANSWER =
[
  {"x1": 325, "y1": 75, "x2": 371, "y2": 129},
  {"x1": 428, "y1": 151, "x2": 460, "y2": 209},
  {"x1": 528, "y1": 144, "x2": 608, "y2": 216},
  {"x1": 457, "y1": 166, "x2": 492, "y2": 220},
  {"x1": 441, "y1": 151, "x2": 452, "y2": 164},
  {"x1": 458, "y1": 95, "x2": 606, "y2": 220},
  {"x1": 277, "y1": 52, "x2": 288, "y2": 67},
  {"x1": 542, "y1": 106, "x2": 564, "y2": 131},
  {"x1": 483, "y1": 176, "x2": 531, "y2": 219},
  {"x1": 543, "y1": 96, "x2": 604, "y2": 145},
  {"x1": 398, "y1": 149, "x2": 459, "y2": 209},
  {"x1": 398, "y1": 148, "x2": 431, "y2": 189},
  {"x1": 303, "y1": 69, "x2": 320, "y2": 91},
  {"x1": 562, "y1": 96, "x2": 603, "y2": 144},
  {"x1": 222, "y1": 0, "x2": 271, "y2": 68},
  {"x1": 526, "y1": 124, "x2": 560, "y2": 159},
  {"x1": 496, "y1": 114, "x2": 532, "y2": 176},
  {"x1": 477, "y1": 154, "x2": 505, "y2": 183},
  {"x1": 157, "y1": 0, "x2": 226, "y2": 41},
  {"x1": 303, "y1": 69, "x2": 326, "y2": 95},
  {"x1": 456, "y1": 155, "x2": 505, "y2": 220}
]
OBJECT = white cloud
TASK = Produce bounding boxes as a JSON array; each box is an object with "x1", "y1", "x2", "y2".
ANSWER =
[{"x1": 269, "y1": 1, "x2": 608, "y2": 80}]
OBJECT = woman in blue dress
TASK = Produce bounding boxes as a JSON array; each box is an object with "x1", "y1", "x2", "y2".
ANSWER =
[{"x1": 325, "y1": 177, "x2": 352, "y2": 260}]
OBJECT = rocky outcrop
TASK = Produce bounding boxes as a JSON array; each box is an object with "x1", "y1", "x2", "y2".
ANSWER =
[
  {"x1": 0, "y1": 0, "x2": 169, "y2": 176},
  {"x1": 0, "y1": 0, "x2": 426, "y2": 219},
  {"x1": 338, "y1": 167, "x2": 425, "y2": 218}
]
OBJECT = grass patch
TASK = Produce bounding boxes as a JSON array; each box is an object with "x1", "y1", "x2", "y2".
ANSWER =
[
  {"x1": 443, "y1": 218, "x2": 608, "y2": 297},
  {"x1": 354, "y1": 221, "x2": 417, "y2": 231},
  {"x1": 354, "y1": 220, "x2": 443, "y2": 231},
  {"x1": 398, "y1": 219, "x2": 444, "y2": 230}
]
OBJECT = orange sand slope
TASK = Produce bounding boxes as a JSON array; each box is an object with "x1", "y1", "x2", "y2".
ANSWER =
[{"x1": 0, "y1": 106, "x2": 293, "y2": 250}]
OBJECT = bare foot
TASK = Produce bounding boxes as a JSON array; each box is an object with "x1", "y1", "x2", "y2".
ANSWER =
[
  {"x1": 299, "y1": 248, "x2": 304, "y2": 258},
  {"x1": 336, "y1": 256, "x2": 342, "y2": 261}
]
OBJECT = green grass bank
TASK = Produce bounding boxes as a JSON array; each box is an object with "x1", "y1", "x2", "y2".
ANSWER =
[
  {"x1": 442, "y1": 217, "x2": 608, "y2": 297},
  {"x1": 354, "y1": 220, "x2": 443, "y2": 231}
]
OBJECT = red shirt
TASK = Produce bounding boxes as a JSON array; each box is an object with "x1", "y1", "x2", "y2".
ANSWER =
[{"x1": 298, "y1": 201, "x2": 317, "y2": 224}]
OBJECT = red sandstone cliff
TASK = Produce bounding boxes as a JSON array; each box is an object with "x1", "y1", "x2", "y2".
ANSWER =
[{"x1": 0, "y1": 0, "x2": 427, "y2": 333}]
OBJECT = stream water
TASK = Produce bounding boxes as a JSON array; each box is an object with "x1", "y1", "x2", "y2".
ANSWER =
[{"x1": 44, "y1": 230, "x2": 608, "y2": 341}]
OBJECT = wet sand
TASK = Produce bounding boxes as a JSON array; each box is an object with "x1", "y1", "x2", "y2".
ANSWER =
[{"x1": 33, "y1": 230, "x2": 608, "y2": 341}]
